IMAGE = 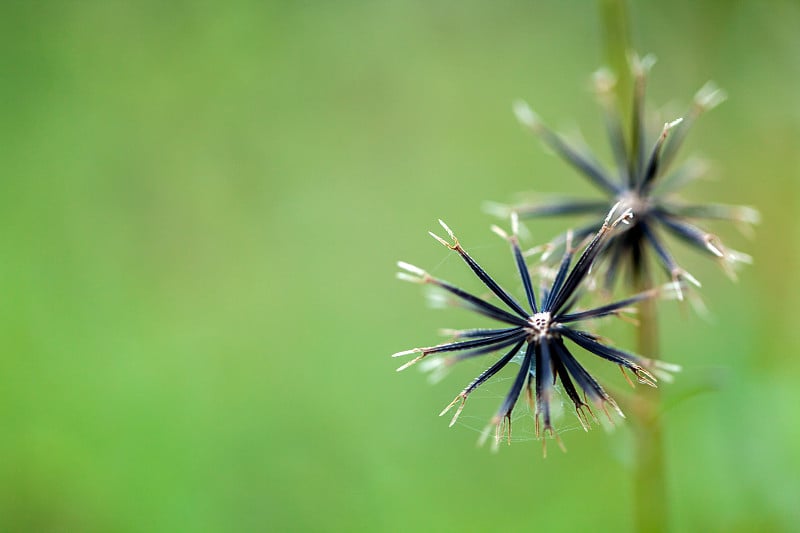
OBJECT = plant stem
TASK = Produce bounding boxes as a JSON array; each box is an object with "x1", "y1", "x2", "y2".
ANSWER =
[
  {"x1": 599, "y1": 2, "x2": 670, "y2": 528},
  {"x1": 631, "y1": 283, "x2": 668, "y2": 533},
  {"x1": 599, "y1": 0, "x2": 633, "y2": 113}
]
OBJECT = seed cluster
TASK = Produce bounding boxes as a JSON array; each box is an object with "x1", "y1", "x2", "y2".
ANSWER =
[{"x1": 393, "y1": 54, "x2": 753, "y2": 453}]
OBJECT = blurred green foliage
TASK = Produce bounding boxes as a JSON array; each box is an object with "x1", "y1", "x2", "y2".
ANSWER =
[{"x1": 0, "y1": 1, "x2": 798, "y2": 531}]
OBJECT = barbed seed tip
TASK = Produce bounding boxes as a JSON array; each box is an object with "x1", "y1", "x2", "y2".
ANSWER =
[
  {"x1": 418, "y1": 357, "x2": 449, "y2": 385},
  {"x1": 424, "y1": 290, "x2": 450, "y2": 309},
  {"x1": 513, "y1": 100, "x2": 541, "y2": 130},
  {"x1": 655, "y1": 360, "x2": 683, "y2": 373},
  {"x1": 669, "y1": 268, "x2": 701, "y2": 301},
  {"x1": 397, "y1": 261, "x2": 426, "y2": 276},
  {"x1": 605, "y1": 201, "x2": 622, "y2": 224},
  {"x1": 736, "y1": 206, "x2": 761, "y2": 225},
  {"x1": 703, "y1": 236, "x2": 725, "y2": 258},
  {"x1": 666, "y1": 117, "x2": 684, "y2": 131},
  {"x1": 609, "y1": 207, "x2": 634, "y2": 228},
  {"x1": 680, "y1": 270, "x2": 702, "y2": 288},
  {"x1": 651, "y1": 360, "x2": 682, "y2": 384},
  {"x1": 396, "y1": 261, "x2": 428, "y2": 284},
  {"x1": 694, "y1": 81, "x2": 727, "y2": 111},
  {"x1": 727, "y1": 249, "x2": 753, "y2": 265},
  {"x1": 606, "y1": 398, "x2": 626, "y2": 419},
  {"x1": 592, "y1": 67, "x2": 616, "y2": 94},
  {"x1": 428, "y1": 231, "x2": 449, "y2": 248},
  {"x1": 396, "y1": 353, "x2": 426, "y2": 372},
  {"x1": 629, "y1": 52, "x2": 657, "y2": 76},
  {"x1": 438, "y1": 219, "x2": 456, "y2": 240},
  {"x1": 510, "y1": 211, "x2": 520, "y2": 236},
  {"x1": 536, "y1": 242, "x2": 557, "y2": 261},
  {"x1": 439, "y1": 394, "x2": 467, "y2": 427},
  {"x1": 395, "y1": 272, "x2": 421, "y2": 283},
  {"x1": 391, "y1": 348, "x2": 420, "y2": 359},
  {"x1": 490, "y1": 224, "x2": 509, "y2": 240}
]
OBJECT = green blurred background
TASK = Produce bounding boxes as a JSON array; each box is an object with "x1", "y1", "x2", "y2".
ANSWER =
[{"x1": 1, "y1": 1, "x2": 798, "y2": 531}]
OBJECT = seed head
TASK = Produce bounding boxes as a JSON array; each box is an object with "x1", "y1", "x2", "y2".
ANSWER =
[
  {"x1": 393, "y1": 207, "x2": 680, "y2": 453},
  {"x1": 497, "y1": 53, "x2": 757, "y2": 295}
]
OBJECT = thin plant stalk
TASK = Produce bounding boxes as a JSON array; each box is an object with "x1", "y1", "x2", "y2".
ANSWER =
[
  {"x1": 600, "y1": 2, "x2": 669, "y2": 530},
  {"x1": 599, "y1": 0, "x2": 633, "y2": 113},
  {"x1": 631, "y1": 272, "x2": 668, "y2": 533}
]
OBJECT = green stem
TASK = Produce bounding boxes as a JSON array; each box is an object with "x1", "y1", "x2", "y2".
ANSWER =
[
  {"x1": 632, "y1": 287, "x2": 668, "y2": 533},
  {"x1": 599, "y1": 3, "x2": 669, "y2": 529},
  {"x1": 599, "y1": 0, "x2": 633, "y2": 113}
]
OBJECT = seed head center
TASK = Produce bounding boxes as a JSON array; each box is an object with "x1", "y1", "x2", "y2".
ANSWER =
[
  {"x1": 618, "y1": 191, "x2": 650, "y2": 218},
  {"x1": 528, "y1": 312, "x2": 552, "y2": 337}
]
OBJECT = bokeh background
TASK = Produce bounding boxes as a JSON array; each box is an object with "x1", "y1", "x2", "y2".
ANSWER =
[{"x1": 1, "y1": 1, "x2": 798, "y2": 531}]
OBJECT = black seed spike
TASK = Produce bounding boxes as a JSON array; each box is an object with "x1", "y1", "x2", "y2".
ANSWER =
[
  {"x1": 510, "y1": 234, "x2": 538, "y2": 313},
  {"x1": 513, "y1": 199, "x2": 610, "y2": 218},
  {"x1": 536, "y1": 341, "x2": 555, "y2": 432},
  {"x1": 451, "y1": 244, "x2": 530, "y2": 319},
  {"x1": 461, "y1": 339, "x2": 527, "y2": 397},
  {"x1": 561, "y1": 329, "x2": 656, "y2": 385},
  {"x1": 448, "y1": 331, "x2": 528, "y2": 364},
  {"x1": 516, "y1": 106, "x2": 620, "y2": 195},
  {"x1": 629, "y1": 55, "x2": 652, "y2": 185},
  {"x1": 544, "y1": 232, "x2": 575, "y2": 310},
  {"x1": 558, "y1": 288, "x2": 658, "y2": 323},
  {"x1": 640, "y1": 223, "x2": 681, "y2": 276},
  {"x1": 555, "y1": 340, "x2": 619, "y2": 413},
  {"x1": 549, "y1": 346, "x2": 590, "y2": 427},
  {"x1": 549, "y1": 205, "x2": 631, "y2": 313},
  {"x1": 640, "y1": 119, "x2": 683, "y2": 191},
  {"x1": 493, "y1": 342, "x2": 535, "y2": 422},
  {"x1": 656, "y1": 213, "x2": 726, "y2": 258},
  {"x1": 444, "y1": 326, "x2": 522, "y2": 339},
  {"x1": 427, "y1": 276, "x2": 529, "y2": 326}
]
